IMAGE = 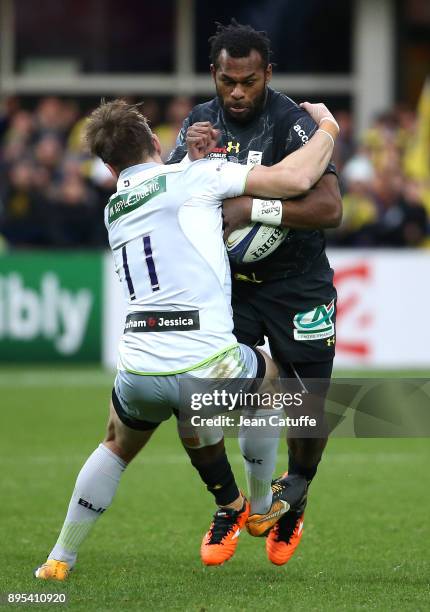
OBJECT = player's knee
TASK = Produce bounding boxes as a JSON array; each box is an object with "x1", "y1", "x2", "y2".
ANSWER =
[
  {"x1": 104, "y1": 419, "x2": 115, "y2": 442},
  {"x1": 104, "y1": 402, "x2": 152, "y2": 463},
  {"x1": 183, "y1": 438, "x2": 226, "y2": 465},
  {"x1": 256, "y1": 348, "x2": 279, "y2": 379},
  {"x1": 103, "y1": 414, "x2": 127, "y2": 457},
  {"x1": 181, "y1": 429, "x2": 224, "y2": 452}
]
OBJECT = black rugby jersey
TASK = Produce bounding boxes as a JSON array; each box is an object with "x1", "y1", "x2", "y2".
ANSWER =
[{"x1": 167, "y1": 87, "x2": 337, "y2": 280}]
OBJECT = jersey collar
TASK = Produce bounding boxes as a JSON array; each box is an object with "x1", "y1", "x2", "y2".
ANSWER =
[{"x1": 117, "y1": 162, "x2": 162, "y2": 191}]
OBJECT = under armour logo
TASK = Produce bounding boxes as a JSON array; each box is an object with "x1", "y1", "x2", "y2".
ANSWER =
[{"x1": 226, "y1": 141, "x2": 240, "y2": 154}]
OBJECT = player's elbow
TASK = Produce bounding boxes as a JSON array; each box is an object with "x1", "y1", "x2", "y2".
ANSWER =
[
  {"x1": 328, "y1": 199, "x2": 343, "y2": 228},
  {"x1": 291, "y1": 172, "x2": 312, "y2": 195},
  {"x1": 322, "y1": 199, "x2": 343, "y2": 228}
]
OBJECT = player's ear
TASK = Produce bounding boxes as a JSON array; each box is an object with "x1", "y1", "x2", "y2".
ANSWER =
[
  {"x1": 265, "y1": 63, "x2": 273, "y2": 83},
  {"x1": 152, "y1": 133, "x2": 162, "y2": 156},
  {"x1": 210, "y1": 64, "x2": 216, "y2": 81},
  {"x1": 105, "y1": 163, "x2": 117, "y2": 180}
]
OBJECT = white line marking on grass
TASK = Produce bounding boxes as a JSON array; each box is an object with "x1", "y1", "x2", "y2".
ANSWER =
[
  {"x1": 0, "y1": 451, "x2": 424, "y2": 468},
  {"x1": 0, "y1": 371, "x2": 113, "y2": 387},
  {"x1": 0, "y1": 453, "x2": 247, "y2": 466},
  {"x1": 325, "y1": 452, "x2": 425, "y2": 463}
]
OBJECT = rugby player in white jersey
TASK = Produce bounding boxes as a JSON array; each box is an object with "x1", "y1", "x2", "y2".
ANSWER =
[{"x1": 34, "y1": 98, "x2": 338, "y2": 579}]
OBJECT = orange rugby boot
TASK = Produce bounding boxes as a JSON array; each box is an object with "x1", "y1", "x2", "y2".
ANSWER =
[
  {"x1": 265, "y1": 472, "x2": 308, "y2": 565},
  {"x1": 200, "y1": 499, "x2": 250, "y2": 566},
  {"x1": 246, "y1": 473, "x2": 307, "y2": 537},
  {"x1": 266, "y1": 510, "x2": 305, "y2": 566},
  {"x1": 34, "y1": 559, "x2": 70, "y2": 581}
]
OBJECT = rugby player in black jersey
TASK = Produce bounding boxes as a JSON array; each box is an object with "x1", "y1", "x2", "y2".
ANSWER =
[{"x1": 167, "y1": 21, "x2": 342, "y2": 565}]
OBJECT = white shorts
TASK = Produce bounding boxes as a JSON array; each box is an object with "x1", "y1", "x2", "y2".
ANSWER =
[{"x1": 112, "y1": 343, "x2": 265, "y2": 443}]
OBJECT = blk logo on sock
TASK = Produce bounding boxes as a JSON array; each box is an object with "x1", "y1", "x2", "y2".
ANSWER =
[
  {"x1": 243, "y1": 455, "x2": 263, "y2": 465},
  {"x1": 78, "y1": 497, "x2": 106, "y2": 514}
]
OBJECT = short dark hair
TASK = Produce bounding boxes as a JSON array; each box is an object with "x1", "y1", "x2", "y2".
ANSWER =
[
  {"x1": 84, "y1": 99, "x2": 155, "y2": 173},
  {"x1": 209, "y1": 19, "x2": 272, "y2": 69}
]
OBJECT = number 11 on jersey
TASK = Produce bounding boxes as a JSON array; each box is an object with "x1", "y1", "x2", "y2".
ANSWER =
[
  {"x1": 143, "y1": 235, "x2": 160, "y2": 292},
  {"x1": 121, "y1": 235, "x2": 160, "y2": 301}
]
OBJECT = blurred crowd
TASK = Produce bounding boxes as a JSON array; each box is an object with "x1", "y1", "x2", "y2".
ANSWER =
[
  {"x1": 0, "y1": 95, "x2": 429, "y2": 250},
  {"x1": 331, "y1": 106, "x2": 429, "y2": 248},
  {"x1": 0, "y1": 96, "x2": 192, "y2": 249}
]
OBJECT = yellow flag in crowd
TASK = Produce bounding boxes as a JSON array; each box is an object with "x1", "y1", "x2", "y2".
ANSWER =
[{"x1": 404, "y1": 77, "x2": 430, "y2": 180}]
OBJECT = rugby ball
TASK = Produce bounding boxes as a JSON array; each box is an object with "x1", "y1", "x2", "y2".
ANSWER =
[{"x1": 225, "y1": 222, "x2": 289, "y2": 265}]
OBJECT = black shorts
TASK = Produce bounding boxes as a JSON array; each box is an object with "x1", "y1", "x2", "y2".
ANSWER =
[{"x1": 232, "y1": 259, "x2": 336, "y2": 371}]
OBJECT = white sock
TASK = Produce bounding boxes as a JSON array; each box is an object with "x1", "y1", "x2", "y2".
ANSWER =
[
  {"x1": 238, "y1": 409, "x2": 281, "y2": 514},
  {"x1": 49, "y1": 444, "x2": 126, "y2": 567}
]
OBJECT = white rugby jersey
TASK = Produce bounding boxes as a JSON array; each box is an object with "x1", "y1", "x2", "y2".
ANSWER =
[{"x1": 105, "y1": 159, "x2": 251, "y2": 374}]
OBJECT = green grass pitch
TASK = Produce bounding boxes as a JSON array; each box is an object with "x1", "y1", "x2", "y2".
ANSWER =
[{"x1": 0, "y1": 367, "x2": 429, "y2": 611}]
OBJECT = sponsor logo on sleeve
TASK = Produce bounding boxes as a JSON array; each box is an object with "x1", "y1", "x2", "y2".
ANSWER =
[{"x1": 293, "y1": 124, "x2": 310, "y2": 145}]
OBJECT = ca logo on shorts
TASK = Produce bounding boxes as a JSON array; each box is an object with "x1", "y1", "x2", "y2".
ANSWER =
[{"x1": 293, "y1": 300, "x2": 335, "y2": 341}]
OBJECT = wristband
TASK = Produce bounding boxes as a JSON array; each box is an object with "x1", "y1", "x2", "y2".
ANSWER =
[
  {"x1": 319, "y1": 118, "x2": 339, "y2": 140},
  {"x1": 251, "y1": 199, "x2": 282, "y2": 226},
  {"x1": 319, "y1": 116, "x2": 339, "y2": 129},
  {"x1": 317, "y1": 128, "x2": 335, "y2": 147}
]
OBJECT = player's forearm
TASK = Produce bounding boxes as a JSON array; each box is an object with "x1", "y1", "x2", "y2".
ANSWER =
[
  {"x1": 224, "y1": 174, "x2": 342, "y2": 232},
  {"x1": 273, "y1": 120, "x2": 337, "y2": 197},
  {"x1": 281, "y1": 197, "x2": 341, "y2": 229},
  {"x1": 280, "y1": 173, "x2": 342, "y2": 229},
  {"x1": 251, "y1": 194, "x2": 342, "y2": 230}
]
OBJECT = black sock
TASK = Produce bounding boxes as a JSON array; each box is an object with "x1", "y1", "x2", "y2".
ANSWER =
[
  {"x1": 288, "y1": 452, "x2": 319, "y2": 485},
  {"x1": 191, "y1": 453, "x2": 240, "y2": 507}
]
